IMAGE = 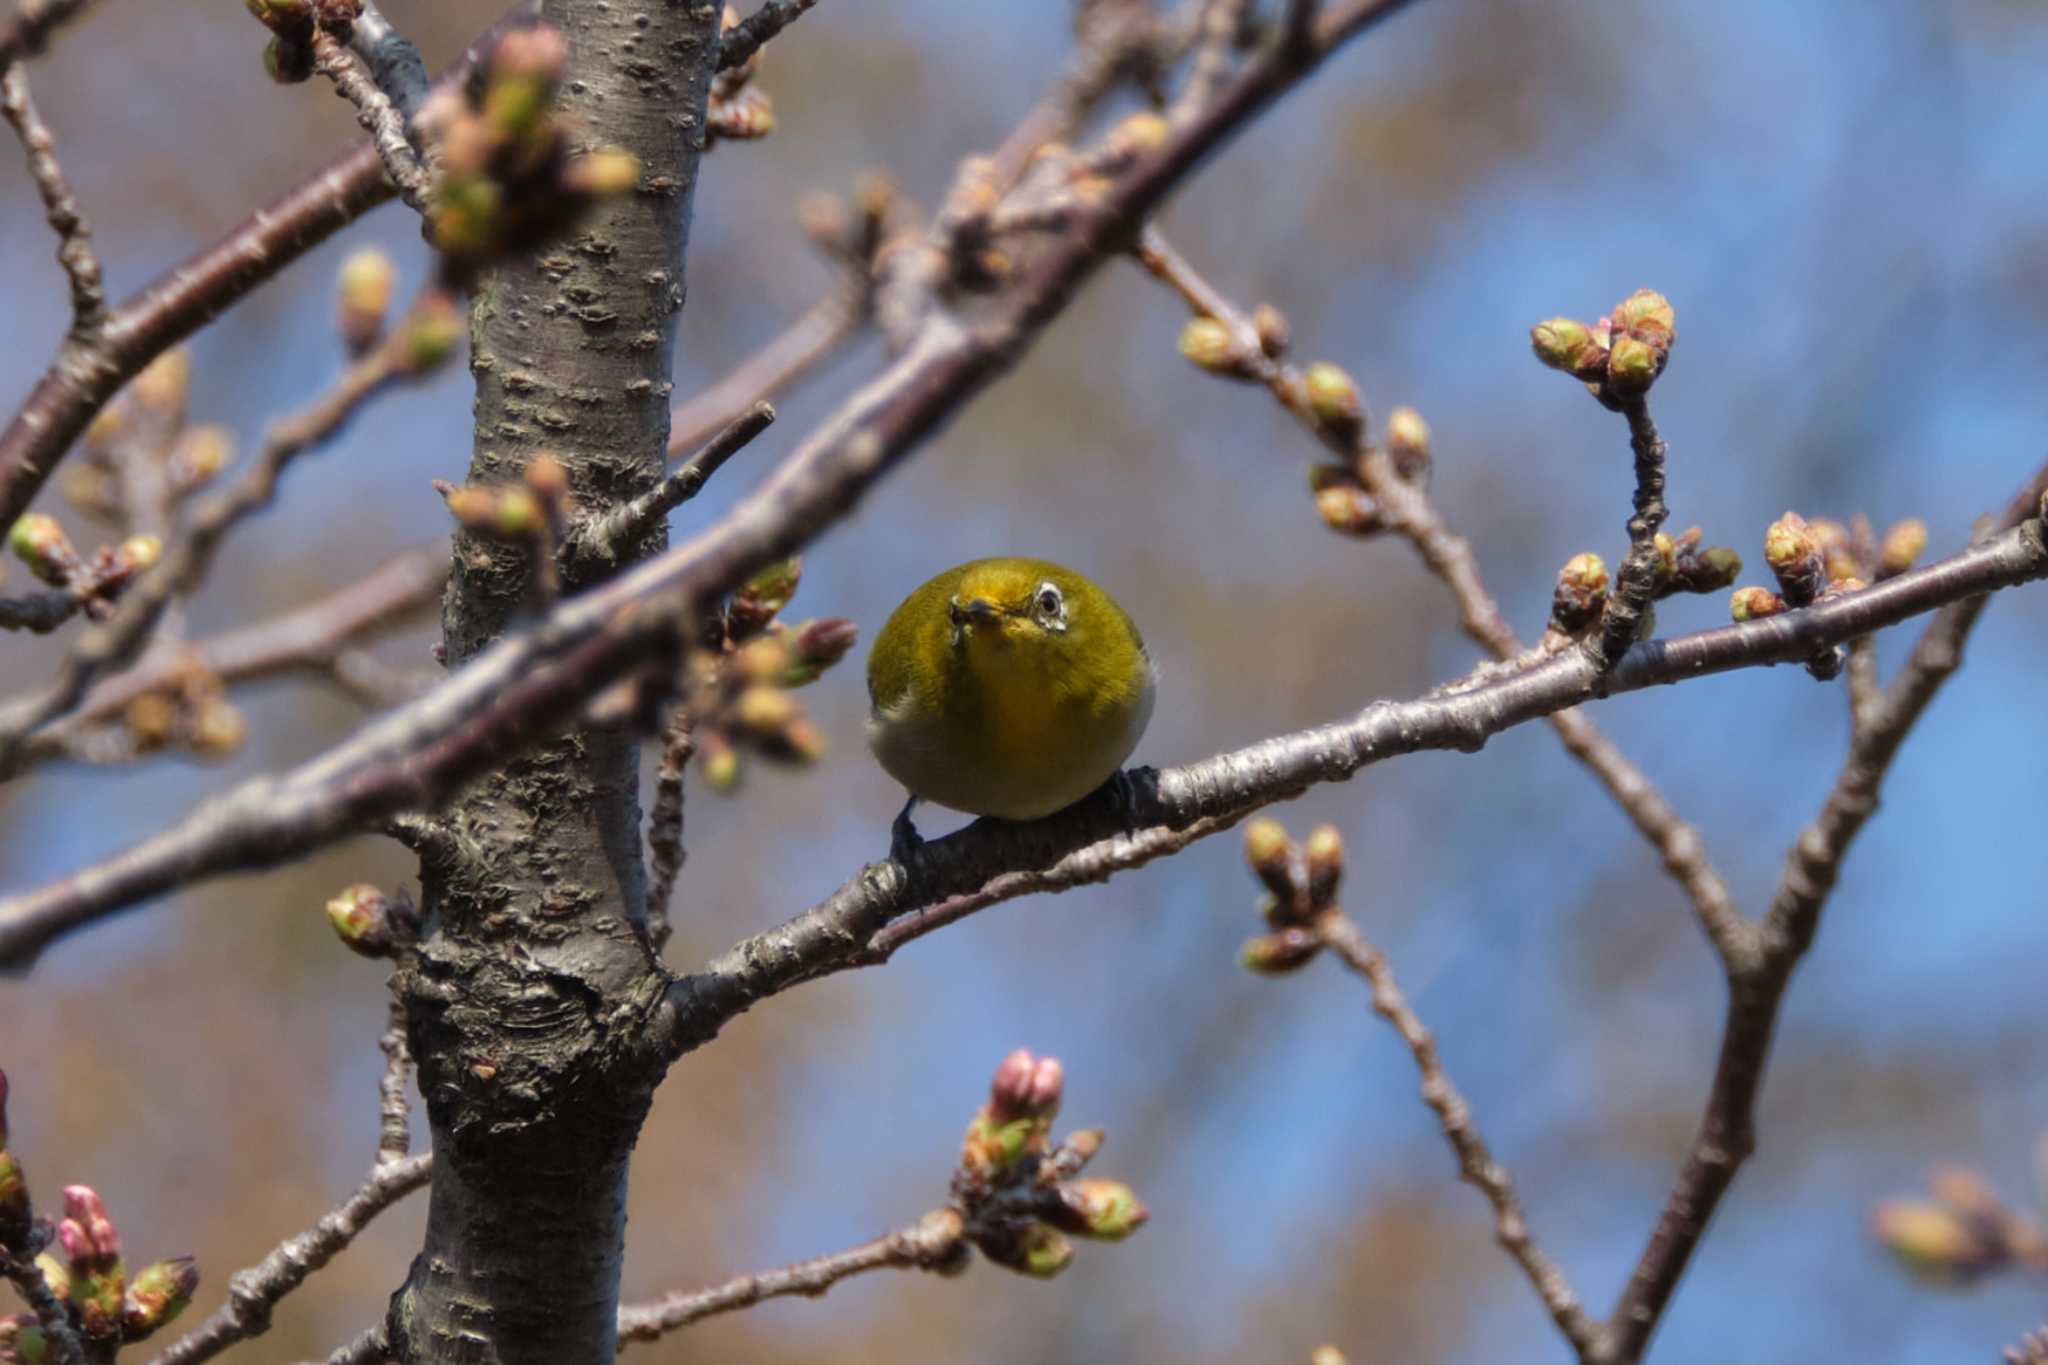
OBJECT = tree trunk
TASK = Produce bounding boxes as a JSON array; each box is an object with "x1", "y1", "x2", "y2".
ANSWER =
[{"x1": 386, "y1": 3, "x2": 720, "y2": 1360}]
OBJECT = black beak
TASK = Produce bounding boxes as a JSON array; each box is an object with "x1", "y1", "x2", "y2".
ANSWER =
[{"x1": 950, "y1": 597, "x2": 999, "y2": 627}]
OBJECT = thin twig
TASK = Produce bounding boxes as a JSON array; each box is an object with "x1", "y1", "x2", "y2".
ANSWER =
[
  {"x1": 1175, "y1": 0, "x2": 1250, "y2": 117},
  {"x1": 2, "y1": 1250, "x2": 86, "y2": 1365},
  {"x1": 1594, "y1": 465, "x2": 2048, "y2": 1364},
  {"x1": 1, "y1": 481, "x2": 2041, "y2": 975},
  {"x1": 615, "y1": 1209, "x2": 964, "y2": 1347},
  {"x1": 1, "y1": 64, "x2": 105, "y2": 334},
  {"x1": 0, "y1": 3, "x2": 529, "y2": 534},
  {"x1": 0, "y1": 0, "x2": 99, "y2": 74},
  {"x1": 1129, "y1": 228, "x2": 1750, "y2": 969},
  {"x1": 1314, "y1": 907, "x2": 1599, "y2": 1355},
  {"x1": 145, "y1": 1154, "x2": 432, "y2": 1365},
  {"x1": 650, "y1": 514, "x2": 2048, "y2": 1059},
  {"x1": 307, "y1": 1324, "x2": 388, "y2": 1365},
  {"x1": 311, "y1": 29, "x2": 431, "y2": 211},
  {"x1": 0, "y1": 330, "x2": 412, "y2": 776},
  {"x1": 0, "y1": 587, "x2": 80, "y2": 633},
  {"x1": 644, "y1": 708, "x2": 696, "y2": 954},
  {"x1": 20, "y1": 547, "x2": 445, "y2": 768},
  {"x1": 1595, "y1": 398, "x2": 1670, "y2": 668},
  {"x1": 376, "y1": 994, "x2": 413, "y2": 1164},
  {"x1": 715, "y1": 0, "x2": 820, "y2": 74},
  {"x1": 594, "y1": 403, "x2": 775, "y2": 552}
]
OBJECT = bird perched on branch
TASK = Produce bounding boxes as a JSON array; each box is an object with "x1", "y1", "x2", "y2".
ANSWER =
[{"x1": 867, "y1": 557, "x2": 1155, "y2": 851}]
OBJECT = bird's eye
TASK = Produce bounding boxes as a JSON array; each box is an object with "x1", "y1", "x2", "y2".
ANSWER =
[{"x1": 1036, "y1": 585, "x2": 1062, "y2": 617}]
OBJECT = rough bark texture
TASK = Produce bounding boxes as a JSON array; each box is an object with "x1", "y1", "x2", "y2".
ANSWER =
[{"x1": 386, "y1": 3, "x2": 720, "y2": 1361}]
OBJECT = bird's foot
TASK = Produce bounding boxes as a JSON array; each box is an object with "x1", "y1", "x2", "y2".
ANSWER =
[{"x1": 890, "y1": 795, "x2": 926, "y2": 864}]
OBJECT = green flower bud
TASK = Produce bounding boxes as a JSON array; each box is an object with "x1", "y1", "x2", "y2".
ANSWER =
[
  {"x1": 190, "y1": 697, "x2": 248, "y2": 758},
  {"x1": 1385, "y1": 405, "x2": 1431, "y2": 482},
  {"x1": 1763, "y1": 512, "x2": 1826, "y2": 604},
  {"x1": 10, "y1": 513, "x2": 77, "y2": 586},
  {"x1": 1530, "y1": 317, "x2": 1601, "y2": 378},
  {"x1": 1052, "y1": 1179, "x2": 1148, "y2": 1240},
  {"x1": 492, "y1": 487, "x2": 543, "y2": 538},
  {"x1": 698, "y1": 731, "x2": 741, "y2": 791},
  {"x1": 1253, "y1": 303, "x2": 1290, "y2": 358},
  {"x1": 1878, "y1": 518, "x2": 1928, "y2": 579},
  {"x1": 1606, "y1": 334, "x2": 1660, "y2": 394},
  {"x1": 1239, "y1": 925, "x2": 1321, "y2": 975},
  {"x1": 728, "y1": 558, "x2": 802, "y2": 636},
  {"x1": 121, "y1": 1257, "x2": 200, "y2": 1341},
  {"x1": 1302, "y1": 362, "x2": 1363, "y2": 437},
  {"x1": 324, "y1": 884, "x2": 416, "y2": 958},
  {"x1": 1612, "y1": 287, "x2": 1675, "y2": 350},
  {"x1": 31, "y1": 1255, "x2": 66, "y2": 1305},
  {"x1": 169, "y1": 425, "x2": 235, "y2": 491},
  {"x1": 1728, "y1": 585, "x2": 1787, "y2": 622},
  {"x1": 1871, "y1": 1198, "x2": 2000, "y2": 1283},
  {"x1": 1302, "y1": 824, "x2": 1344, "y2": 907},
  {"x1": 1178, "y1": 317, "x2": 1250, "y2": 377},
  {"x1": 562, "y1": 148, "x2": 643, "y2": 199},
  {"x1": 0, "y1": 1317, "x2": 49, "y2": 1365},
  {"x1": 1551, "y1": 552, "x2": 1609, "y2": 634},
  {"x1": 336, "y1": 247, "x2": 397, "y2": 355},
  {"x1": 1017, "y1": 1223, "x2": 1074, "y2": 1278},
  {"x1": 1314, "y1": 485, "x2": 1383, "y2": 537},
  {"x1": 0, "y1": 1150, "x2": 27, "y2": 1245},
  {"x1": 393, "y1": 293, "x2": 464, "y2": 375}
]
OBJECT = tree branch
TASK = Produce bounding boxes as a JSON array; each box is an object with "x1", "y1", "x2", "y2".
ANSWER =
[
  {"x1": 145, "y1": 1154, "x2": 432, "y2": 1365},
  {"x1": 651, "y1": 514, "x2": 2048, "y2": 1057},
  {"x1": 643, "y1": 707, "x2": 695, "y2": 955},
  {"x1": 614, "y1": 1209, "x2": 964, "y2": 1348},
  {"x1": 0, "y1": 4, "x2": 536, "y2": 534},
  {"x1": 1593, "y1": 469, "x2": 2048, "y2": 1363},
  {"x1": 715, "y1": 0, "x2": 821, "y2": 74},
  {"x1": 0, "y1": 319, "x2": 424, "y2": 777},
  {"x1": 1, "y1": 63, "x2": 105, "y2": 335},
  {"x1": 1595, "y1": 397, "x2": 1670, "y2": 667},
  {"x1": 0, "y1": 0, "x2": 98, "y2": 74},
  {"x1": 1129, "y1": 227, "x2": 1748, "y2": 967},
  {"x1": 1314, "y1": 907, "x2": 1598, "y2": 1355},
  {"x1": 587, "y1": 401, "x2": 776, "y2": 555},
  {"x1": 19, "y1": 546, "x2": 445, "y2": 769},
  {"x1": 311, "y1": 28, "x2": 431, "y2": 211}
]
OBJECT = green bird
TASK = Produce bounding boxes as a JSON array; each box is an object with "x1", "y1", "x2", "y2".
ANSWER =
[{"x1": 867, "y1": 557, "x2": 1155, "y2": 841}]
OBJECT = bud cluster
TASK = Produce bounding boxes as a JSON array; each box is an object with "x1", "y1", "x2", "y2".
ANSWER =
[
  {"x1": 422, "y1": 26, "x2": 643, "y2": 284},
  {"x1": 6, "y1": 511, "x2": 162, "y2": 629},
  {"x1": 0, "y1": 1088, "x2": 199, "y2": 1361},
  {"x1": 1237, "y1": 818, "x2": 1345, "y2": 975},
  {"x1": 65, "y1": 350, "x2": 234, "y2": 527},
  {"x1": 1872, "y1": 1164, "x2": 2047, "y2": 1286},
  {"x1": 1727, "y1": 509, "x2": 1926, "y2": 666},
  {"x1": 121, "y1": 665, "x2": 248, "y2": 760},
  {"x1": 950, "y1": 1050, "x2": 1148, "y2": 1279},
  {"x1": 1530, "y1": 288, "x2": 1676, "y2": 407},
  {"x1": 678, "y1": 558, "x2": 857, "y2": 793}
]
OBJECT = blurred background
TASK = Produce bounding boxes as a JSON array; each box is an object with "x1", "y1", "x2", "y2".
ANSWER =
[{"x1": 4, "y1": 0, "x2": 2047, "y2": 1360}]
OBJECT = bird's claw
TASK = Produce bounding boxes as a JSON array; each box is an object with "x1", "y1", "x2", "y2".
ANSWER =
[{"x1": 890, "y1": 795, "x2": 925, "y2": 864}]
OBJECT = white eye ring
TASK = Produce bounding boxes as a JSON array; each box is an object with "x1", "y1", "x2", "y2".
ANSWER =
[{"x1": 1035, "y1": 582, "x2": 1066, "y2": 627}]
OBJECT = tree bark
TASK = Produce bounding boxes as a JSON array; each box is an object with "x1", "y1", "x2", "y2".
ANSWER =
[{"x1": 386, "y1": 3, "x2": 720, "y2": 1360}]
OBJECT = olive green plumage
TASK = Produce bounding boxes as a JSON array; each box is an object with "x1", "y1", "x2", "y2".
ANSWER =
[{"x1": 866, "y1": 557, "x2": 1155, "y2": 820}]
